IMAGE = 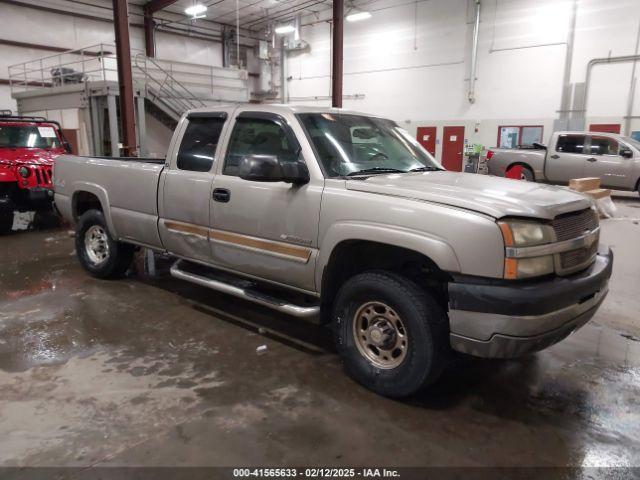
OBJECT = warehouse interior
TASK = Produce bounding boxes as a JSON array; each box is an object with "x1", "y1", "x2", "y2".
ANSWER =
[{"x1": 1, "y1": 0, "x2": 640, "y2": 474}]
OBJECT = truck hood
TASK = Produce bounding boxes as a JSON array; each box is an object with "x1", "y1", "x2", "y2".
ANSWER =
[
  {"x1": 345, "y1": 171, "x2": 592, "y2": 220},
  {"x1": 0, "y1": 147, "x2": 64, "y2": 166}
]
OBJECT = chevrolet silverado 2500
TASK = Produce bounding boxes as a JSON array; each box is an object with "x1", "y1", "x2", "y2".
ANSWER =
[
  {"x1": 487, "y1": 130, "x2": 640, "y2": 193},
  {"x1": 53, "y1": 105, "x2": 613, "y2": 397}
]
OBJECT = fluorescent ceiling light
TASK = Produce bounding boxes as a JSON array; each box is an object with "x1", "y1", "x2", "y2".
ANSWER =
[
  {"x1": 346, "y1": 11, "x2": 372, "y2": 22},
  {"x1": 185, "y1": 4, "x2": 207, "y2": 17},
  {"x1": 275, "y1": 24, "x2": 296, "y2": 34}
]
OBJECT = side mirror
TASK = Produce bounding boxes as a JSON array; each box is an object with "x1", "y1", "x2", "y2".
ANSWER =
[
  {"x1": 620, "y1": 148, "x2": 633, "y2": 158},
  {"x1": 63, "y1": 141, "x2": 72, "y2": 154},
  {"x1": 238, "y1": 154, "x2": 309, "y2": 185}
]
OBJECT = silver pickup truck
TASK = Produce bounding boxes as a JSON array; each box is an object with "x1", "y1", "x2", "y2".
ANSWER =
[
  {"x1": 487, "y1": 130, "x2": 640, "y2": 193},
  {"x1": 53, "y1": 105, "x2": 613, "y2": 397}
]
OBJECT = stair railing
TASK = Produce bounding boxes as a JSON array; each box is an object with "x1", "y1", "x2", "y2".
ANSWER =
[{"x1": 134, "y1": 53, "x2": 206, "y2": 118}]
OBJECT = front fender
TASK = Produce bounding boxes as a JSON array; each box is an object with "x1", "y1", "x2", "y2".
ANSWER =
[
  {"x1": 0, "y1": 169, "x2": 17, "y2": 184},
  {"x1": 315, "y1": 221, "x2": 461, "y2": 290}
]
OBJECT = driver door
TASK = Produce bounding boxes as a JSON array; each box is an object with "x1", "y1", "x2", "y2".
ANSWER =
[{"x1": 209, "y1": 111, "x2": 322, "y2": 292}]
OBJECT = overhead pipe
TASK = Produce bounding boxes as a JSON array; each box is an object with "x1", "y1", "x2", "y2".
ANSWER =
[
  {"x1": 332, "y1": 0, "x2": 344, "y2": 108},
  {"x1": 467, "y1": 0, "x2": 480, "y2": 104},
  {"x1": 558, "y1": 0, "x2": 578, "y2": 120},
  {"x1": 624, "y1": 21, "x2": 640, "y2": 135},
  {"x1": 582, "y1": 54, "x2": 640, "y2": 121}
]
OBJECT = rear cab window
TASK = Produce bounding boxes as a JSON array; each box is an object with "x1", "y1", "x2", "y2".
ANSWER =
[
  {"x1": 176, "y1": 114, "x2": 227, "y2": 172},
  {"x1": 556, "y1": 134, "x2": 586, "y2": 154}
]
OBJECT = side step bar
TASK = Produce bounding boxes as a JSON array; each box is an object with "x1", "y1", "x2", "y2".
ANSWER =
[{"x1": 170, "y1": 260, "x2": 320, "y2": 319}]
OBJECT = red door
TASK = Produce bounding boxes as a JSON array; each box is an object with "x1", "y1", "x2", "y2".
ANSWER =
[
  {"x1": 416, "y1": 126, "x2": 437, "y2": 156},
  {"x1": 589, "y1": 124, "x2": 621, "y2": 134},
  {"x1": 442, "y1": 126, "x2": 465, "y2": 172}
]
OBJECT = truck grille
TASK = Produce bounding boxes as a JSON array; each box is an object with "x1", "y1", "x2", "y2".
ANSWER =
[
  {"x1": 551, "y1": 208, "x2": 599, "y2": 275},
  {"x1": 560, "y1": 242, "x2": 598, "y2": 270},
  {"x1": 32, "y1": 165, "x2": 53, "y2": 187},
  {"x1": 551, "y1": 208, "x2": 598, "y2": 241}
]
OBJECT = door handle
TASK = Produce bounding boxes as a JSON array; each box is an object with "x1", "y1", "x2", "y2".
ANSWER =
[
  {"x1": 550, "y1": 154, "x2": 560, "y2": 159},
  {"x1": 587, "y1": 157, "x2": 597, "y2": 162},
  {"x1": 212, "y1": 188, "x2": 230, "y2": 203}
]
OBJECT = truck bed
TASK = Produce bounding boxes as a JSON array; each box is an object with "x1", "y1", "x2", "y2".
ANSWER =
[{"x1": 53, "y1": 154, "x2": 165, "y2": 249}]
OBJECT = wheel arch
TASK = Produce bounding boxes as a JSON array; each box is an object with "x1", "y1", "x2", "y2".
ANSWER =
[
  {"x1": 317, "y1": 227, "x2": 458, "y2": 323},
  {"x1": 71, "y1": 183, "x2": 117, "y2": 237}
]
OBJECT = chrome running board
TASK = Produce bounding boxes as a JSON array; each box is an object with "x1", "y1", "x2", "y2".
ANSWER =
[{"x1": 170, "y1": 260, "x2": 320, "y2": 319}]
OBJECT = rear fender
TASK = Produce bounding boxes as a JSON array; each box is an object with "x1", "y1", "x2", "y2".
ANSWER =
[{"x1": 71, "y1": 182, "x2": 117, "y2": 237}]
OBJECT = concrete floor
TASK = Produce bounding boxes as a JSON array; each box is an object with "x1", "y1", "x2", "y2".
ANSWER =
[{"x1": 1, "y1": 196, "x2": 639, "y2": 469}]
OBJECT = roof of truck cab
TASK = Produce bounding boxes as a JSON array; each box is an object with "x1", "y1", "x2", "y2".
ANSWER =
[
  {"x1": 554, "y1": 130, "x2": 625, "y2": 138},
  {"x1": 185, "y1": 104, "x2": 384, "y2": 119}
]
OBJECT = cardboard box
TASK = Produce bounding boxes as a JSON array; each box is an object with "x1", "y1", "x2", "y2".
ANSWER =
[
  {"x1": 584, "y1": 188, "x2": 611, "y2": 200},
  {"x1": 569, "y1": 177, "x2": 601, "y2": 192}
]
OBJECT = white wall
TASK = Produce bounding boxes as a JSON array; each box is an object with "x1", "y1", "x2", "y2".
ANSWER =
[
  {"x1": 0, "y1": 2, "x2": 224, "y2": 112},
  {"x1": 0, "y1": 1, "x2": 227, "y2": 157},
  {"x1": 286, "y1": 0, "x2": 640, "y2": 157}
]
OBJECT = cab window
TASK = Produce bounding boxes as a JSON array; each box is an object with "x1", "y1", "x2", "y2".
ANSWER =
[
  {"x1": 176, "y1": 116, "x2": 226, "y2": 172},
  {"x1": 589, "y1": 136, "x2": 619, "y2": 155},
  {"x1": 223, "y1": 117, "x2": 299, "y2": 176},
  {"x1": 556, "y1": 134, "x2": 586, "y2": 154}
]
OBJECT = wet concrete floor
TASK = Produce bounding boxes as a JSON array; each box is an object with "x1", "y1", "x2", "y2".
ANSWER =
[{"x1": 0, "y1": 197, "x2": 639, "y2": 469}]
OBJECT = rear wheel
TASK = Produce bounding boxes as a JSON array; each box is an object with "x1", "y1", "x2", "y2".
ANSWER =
[
  {"x1": 509, "y1": 165, "x2": 536, "y2": 182},
  {"x1": 519, "y1": 165, "x2": 534, "y2": 181},
  {"x1": 75, "y1": 209, "x2": 135, "y2": 279},
  {"x1": 332, "y1": 271, "x2": 449, "y2": 398}
]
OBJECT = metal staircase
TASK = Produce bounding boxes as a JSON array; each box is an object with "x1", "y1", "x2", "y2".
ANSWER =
[{"x1": 133, "y1": 54, "x2": 206, "y2": 122}]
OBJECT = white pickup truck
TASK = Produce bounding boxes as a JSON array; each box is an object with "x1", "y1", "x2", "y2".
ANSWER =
[
  {"x1": 487, "y1": 130, "x2": 640, "y2": 193},
  {"x1": 53, "y1": 105, "x2": 613, "y2": 397}
]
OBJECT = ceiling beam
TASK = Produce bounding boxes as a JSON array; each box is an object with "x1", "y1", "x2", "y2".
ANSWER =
[{"x1": 143, "y1": 0, "x2": 180, "y2": 14}]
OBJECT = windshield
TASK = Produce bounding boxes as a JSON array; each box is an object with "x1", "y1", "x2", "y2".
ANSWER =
[
  {"x1": 297, "y1": 113, "x2": 442, "y2": 177},
  {"x1": 0, "y1": 125, "x2": 61, "y2": 149},
  {"x1": 621, "y1": 136, "x2": 640, "y2": 151}
]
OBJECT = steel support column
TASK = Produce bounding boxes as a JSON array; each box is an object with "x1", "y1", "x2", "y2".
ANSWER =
[
  {"x1": 107, "y1": 94, "x2": 120, "y2": 156},
  {"x1": 144, "y1": 0, "x2": 179, "y2": 58},
  {"x1": 112, "y1": 0, "x2": 137, "y2": 156},
  {"x1": 144, "y1": 12, "x2": 155, "y2": 57},
  {"x1": 136, "y1": 95, "x2": 146, "y2": 156},
  {"x1": 331, "y1": 0, "x2": 344, "y2": 108}
]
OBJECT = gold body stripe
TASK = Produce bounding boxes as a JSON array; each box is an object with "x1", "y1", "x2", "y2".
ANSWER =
[
  {"x1": 210, "y1": 229, "x2": 312, "y2": 262},
  {"x1": 164, "y1": 220, "x2": 312, "y2": 263},
  {"x1": 165, "y1": 220, "x2": 209, "y2": 239}
]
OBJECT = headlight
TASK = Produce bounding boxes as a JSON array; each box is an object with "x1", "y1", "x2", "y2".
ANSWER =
[
  {"x1": 18, "y1": 166, "x2": 30, "y2": 178},
  {"x1": 504, "y1": 255, "x2": 555, "y2": 279},
  {"x1": 499, "y1": 219, "x2": 556, "y2": 279},
  {"x1": 498, "y1": 220, "x2": 554, "y2": 247}
]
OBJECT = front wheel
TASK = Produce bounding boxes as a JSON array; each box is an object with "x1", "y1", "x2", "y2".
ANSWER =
[
  {"x1": 332, "y1": 271, "x2": 449, "y2": 398},
  {"x1": 0, "y1": 196, "x2": 14, "y2": 235},
  {"x1": 75, "y1": 209, "x2": 135, "y2": 279}
]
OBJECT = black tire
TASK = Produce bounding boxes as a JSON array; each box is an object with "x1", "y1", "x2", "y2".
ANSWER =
[
  {"x1": 75, "y1": 209, "x2": 135, "y2": 279},
  {"x1": 0, "y1": 196, "x2": 14, "y2": 235},
  {"x1": 332, "y1": 271, "x2": 449, "y2": 398}
]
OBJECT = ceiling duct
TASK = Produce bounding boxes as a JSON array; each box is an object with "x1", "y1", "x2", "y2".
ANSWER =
[{"x1": 284, "y1": 15, "x2": 309, "y2": 52}]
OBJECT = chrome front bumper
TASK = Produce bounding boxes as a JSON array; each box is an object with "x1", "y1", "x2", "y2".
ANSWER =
[{"x1": 447, "y1": 246, "x2": 613, "y2": 358}]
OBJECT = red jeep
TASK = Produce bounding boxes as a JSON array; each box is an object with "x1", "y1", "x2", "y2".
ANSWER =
[{"x1": 0, "y1": 111, "x2": 71, "y2": 233}]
